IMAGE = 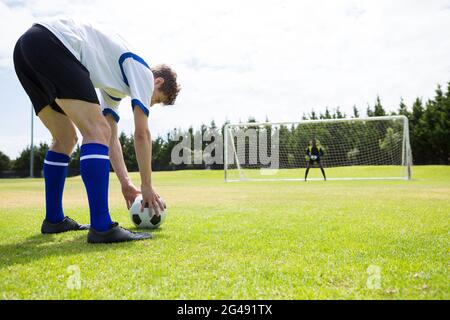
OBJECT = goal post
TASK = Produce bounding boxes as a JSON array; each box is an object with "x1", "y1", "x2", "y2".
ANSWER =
[{"x1": 224, "y1": 116, "x2": 413, "y2": 182}]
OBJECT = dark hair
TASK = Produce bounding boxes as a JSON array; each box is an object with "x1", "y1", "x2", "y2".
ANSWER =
[{"x1": 151, "y1": 64, "x2": 180, "y2": 105}]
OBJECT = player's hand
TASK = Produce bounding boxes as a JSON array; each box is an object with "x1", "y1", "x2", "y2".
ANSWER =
[
  {"x1": 121, "y1": 182, "x2": 141, "y2": 209},
  {"x1": 141, "y1": 184, "x2": 165, "y2": 216}
]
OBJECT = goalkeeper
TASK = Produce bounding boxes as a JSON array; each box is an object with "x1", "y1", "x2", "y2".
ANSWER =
[{"x1": 305, "y1": 139, "x2": 326, "y2": 181}]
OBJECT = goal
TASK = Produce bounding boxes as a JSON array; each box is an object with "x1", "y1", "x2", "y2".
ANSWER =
[{"x1": 224, "y1": 116, "x2": 412, "y2": 182}]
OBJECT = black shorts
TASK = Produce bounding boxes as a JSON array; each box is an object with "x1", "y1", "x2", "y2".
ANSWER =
[
  {"x1": 308, "y1": 158, "x2": 321, "y2": 164},
  {"x1": 13, "y1": 24, "x2": 99, "y2": 115}
]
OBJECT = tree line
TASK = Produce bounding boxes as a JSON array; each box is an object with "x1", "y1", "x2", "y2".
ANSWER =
[{"x1": 0, "y1": 82, "x2": 449, "y2": 177}]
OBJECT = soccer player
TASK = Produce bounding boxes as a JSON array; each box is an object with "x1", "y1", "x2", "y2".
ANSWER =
[
  {"x1": 13, "y1": 18, "x2": 180, "y2": 243},
  {"x1": 304, "y1": 139, "x2": 326, "y2": 181}
]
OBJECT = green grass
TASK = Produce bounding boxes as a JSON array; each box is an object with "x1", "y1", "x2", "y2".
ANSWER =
[
  {"x1": 0, "y1": 166, "x2": 449, "y2": 299},
  {"x1": 227, "y1": 165, "x2": 409, "y2": 180}
]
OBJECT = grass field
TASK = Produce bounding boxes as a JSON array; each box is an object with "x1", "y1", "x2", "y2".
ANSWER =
[{"x1": 0, "y1": 166, "x2": 449, "y2": 299}]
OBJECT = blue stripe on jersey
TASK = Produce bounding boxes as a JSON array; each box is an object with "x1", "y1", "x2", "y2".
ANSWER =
[
  {"x1": 106, "y1": 93, "x2": 122, "y2": 102},
  {"x1": 131, "y1": 99, "x2": 149, "y2": 117},
  {"x1": 118, "y1": 52, "x2": 150, "y2": 86},
  {"x1": 102, "y1": 108, "x2": 120, "y2": 122}
]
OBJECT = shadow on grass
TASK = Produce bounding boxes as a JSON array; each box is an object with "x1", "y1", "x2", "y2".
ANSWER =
[
  {"x1": 129, "y1": 226, "x2": 170, "y2": 239},
  {"x1": 0, "y1": 230, "x2": 152, "y2": 270}
]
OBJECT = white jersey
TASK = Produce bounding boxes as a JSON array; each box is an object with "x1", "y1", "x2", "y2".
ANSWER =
[{"x1": 35, "y1": 17, "x2": 154, "y2": 122}]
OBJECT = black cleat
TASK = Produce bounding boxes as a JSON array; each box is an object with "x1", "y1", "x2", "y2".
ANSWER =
[
  {"x1": 87, "y1": 222, "x2": 152, "y2": 244},
  {"x1": 41, "y1": 216, "x2": 89, "y2": 234}
]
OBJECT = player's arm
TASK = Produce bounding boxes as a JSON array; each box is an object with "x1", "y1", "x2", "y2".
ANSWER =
[
  {"x1": 133, "y1": 106, "x2": 164, "y2": 215},
  {"x1": 105, "y1": 114, "x2": 141, "y2": 209}
]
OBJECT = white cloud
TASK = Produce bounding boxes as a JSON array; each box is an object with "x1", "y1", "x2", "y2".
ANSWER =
[{"x1": 1, "y1": 0, "x2": 450, "y2": 157}]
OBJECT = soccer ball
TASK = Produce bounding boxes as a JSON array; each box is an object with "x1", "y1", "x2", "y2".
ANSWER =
[
  {"x1": 310, "y1": 155, "x2": 318, "y2": 160},
  {"x1": 129, "y1": 195, "x2": 167, "y2": 229}
]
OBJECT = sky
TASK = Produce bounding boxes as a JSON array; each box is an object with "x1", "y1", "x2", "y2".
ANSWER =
[{"x1": 0, "y1": 0, "x2": 450, "y2": 158}]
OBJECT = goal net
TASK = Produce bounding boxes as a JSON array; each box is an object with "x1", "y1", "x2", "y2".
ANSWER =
[{"x1": 224, "y1": 116, "x2": 412, "y2": 182}]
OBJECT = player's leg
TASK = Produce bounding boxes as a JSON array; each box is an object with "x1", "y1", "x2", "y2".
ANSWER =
[
  {"x1": 55, "y1": 98, "x2": 113, "y2": 232},
  {"x1": 318, "y1": 162, "x2": 326, "y2": 181},
  {"x1": 305, "y1": 161, "x2": 311, "y2": 181},
  {"x1": 39, "y1": 105, "x2": 78, "y2": 154},
  {"x1": 55, "y1": 98, "x2": 151, "y2": 243},
  {"x1": 38, "y1": 106, "x2": 76, "y2": 223},
  {"x1": 38, "y1": 105, "x2": 89, "y2": 233}
]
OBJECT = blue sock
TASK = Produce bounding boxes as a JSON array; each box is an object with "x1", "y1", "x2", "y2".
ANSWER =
[
  {"x1": 80, "y1": 143, "x2": 112, "y2": 231},
  {"x1": 44, "y1": 151, "x2": 70, "y2": 223}
]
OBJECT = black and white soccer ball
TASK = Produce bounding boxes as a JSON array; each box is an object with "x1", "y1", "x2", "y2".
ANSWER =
[
  {"x1": 310, "y1": 155, "x2": 318, "y2": 160},
  {"x1": 129, "y1": 195, "x2": 167, "y2": 229}
]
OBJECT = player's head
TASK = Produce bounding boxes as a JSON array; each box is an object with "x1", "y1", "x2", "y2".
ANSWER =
[
  {"x1": 311, "y1": 138, "x2": 317, "y2": 146},
  {"x1": 151, "y1": 64, "x2": 181, "y2": 106}
]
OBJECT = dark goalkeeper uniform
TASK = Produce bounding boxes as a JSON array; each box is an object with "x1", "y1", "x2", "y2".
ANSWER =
[{"x1": 306, "y1": 146, "x2": 324, "y2": 163}]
